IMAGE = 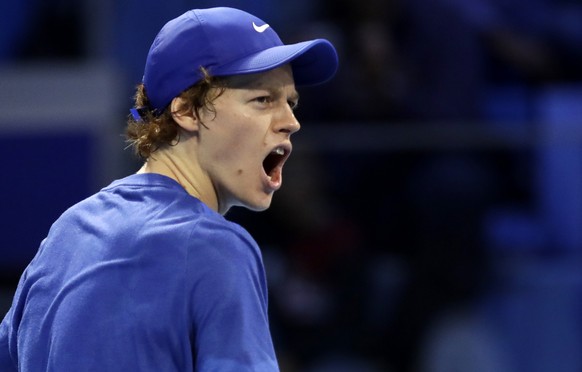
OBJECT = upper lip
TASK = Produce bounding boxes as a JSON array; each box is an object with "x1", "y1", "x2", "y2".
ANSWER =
[{"x1": 269, "y1": 142, "x2": 292, "y2": 158}]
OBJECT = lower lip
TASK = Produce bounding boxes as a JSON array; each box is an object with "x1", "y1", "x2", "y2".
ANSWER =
[{"x1": 263, "y1": 167, "x2": 282, "y2": 192}]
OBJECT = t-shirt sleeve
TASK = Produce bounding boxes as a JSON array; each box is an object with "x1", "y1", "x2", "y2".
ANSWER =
[
  {"x1": 0, "y1": 308, "x2": 17, "y2": 371},
  {"x1": 187, "y1": 221, "x2": 279, "y2": 371}
]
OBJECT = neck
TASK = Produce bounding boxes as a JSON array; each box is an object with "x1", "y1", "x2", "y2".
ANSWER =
[{"x1": 138, "y1": 139, "x2": 220, "y2": 214}]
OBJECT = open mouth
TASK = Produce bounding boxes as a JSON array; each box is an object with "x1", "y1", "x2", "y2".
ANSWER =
[{"x1": 262, "y1": 146, "x2": 290, "y2": 184}]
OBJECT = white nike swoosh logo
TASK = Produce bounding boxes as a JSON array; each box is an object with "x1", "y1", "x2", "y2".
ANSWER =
[{"x1": 252, "y1": 22, "x2": 270, "y2": 33}]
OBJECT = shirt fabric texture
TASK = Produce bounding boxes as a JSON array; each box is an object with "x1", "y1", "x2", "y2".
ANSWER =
[{"x1": 0, "y1": 173, "x2": 278, "y2": 371}]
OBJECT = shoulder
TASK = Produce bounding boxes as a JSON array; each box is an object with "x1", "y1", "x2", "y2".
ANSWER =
[
  {"x1": 194, "y1": 215, "x2": 257, "y2": 250},
  {"x1": 185, "y1": 213, "x2": 267, "y2": 291},
  {"x1": 187, "y1": 214, "x2": 262, "y2": 270}
]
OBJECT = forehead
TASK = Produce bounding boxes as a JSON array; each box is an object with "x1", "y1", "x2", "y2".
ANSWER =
[{"x1": 224, "y1": 65, "x2": 296, "y2": 91}]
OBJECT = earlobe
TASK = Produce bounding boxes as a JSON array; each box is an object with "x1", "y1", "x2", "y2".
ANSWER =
[{"x1": 170, "y1": 97, "x2": 199, "y2": 132}]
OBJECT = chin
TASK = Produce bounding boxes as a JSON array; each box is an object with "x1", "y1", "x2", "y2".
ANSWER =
[
  {"x1": 245, "y1": 203, "x2": 271, "y2": 212},
  {"x1": 242, "y1": 195, "x2": 273, "y2": 212}
]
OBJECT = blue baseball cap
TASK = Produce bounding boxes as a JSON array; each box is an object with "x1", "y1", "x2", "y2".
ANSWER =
[{"x1": 142, "y1": 7, "x2": 339, "y2": 112}]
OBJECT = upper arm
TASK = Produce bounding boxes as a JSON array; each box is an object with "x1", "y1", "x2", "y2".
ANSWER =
[
  {"x1": 0, "y1": 305, "x2": 18, "y2": 371},
  {"x1": 186, "y1": 223, "x2": 278, "y2": 371}
]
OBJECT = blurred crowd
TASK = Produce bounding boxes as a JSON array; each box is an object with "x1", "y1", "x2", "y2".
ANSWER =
[{"x1": 3, "y1": 0, "x2": 582, "y2": 371}]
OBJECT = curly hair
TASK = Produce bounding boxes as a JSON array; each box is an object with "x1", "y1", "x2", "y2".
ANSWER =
[{"x1": 125, "y1": 68, "x2": 226, "y2": 159}]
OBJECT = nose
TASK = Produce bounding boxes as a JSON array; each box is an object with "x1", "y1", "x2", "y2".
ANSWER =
[{"x1": 274, "y1": 105, "x2": 301, "y2": 136}]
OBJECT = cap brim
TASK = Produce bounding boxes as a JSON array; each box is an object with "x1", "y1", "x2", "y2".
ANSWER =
[{"x1": 212, "y1": 39, "x2": 338, "y2": 86}]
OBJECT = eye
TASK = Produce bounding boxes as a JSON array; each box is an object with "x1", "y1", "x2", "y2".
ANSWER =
[
  {"x1": 254, "y1": 96, "x2": 272, "y2": 105},
  {"x1": 288, "y1": 99, "x2": 299, "y2": 110}
]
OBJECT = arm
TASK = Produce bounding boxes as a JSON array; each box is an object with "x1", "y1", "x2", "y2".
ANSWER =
[
  {"x1": 187, "y1": 222, "x2": 279, "y2": 371},
  {"x1": 0, "y1": 309, "x2": 18, "y2": 371}
]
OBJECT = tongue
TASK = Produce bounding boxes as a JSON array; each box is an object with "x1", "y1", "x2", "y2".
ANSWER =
[
  {"x1": 263, "y1": 153, "x2": 281, "y2": 177},
  {"x1": 268, "y1": 166, "x2": 282, "y2": 186}
]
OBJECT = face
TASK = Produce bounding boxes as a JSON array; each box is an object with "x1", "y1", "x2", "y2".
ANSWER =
[{"x1": 196, "y1": 65, "x2": 300, "y2": 214}]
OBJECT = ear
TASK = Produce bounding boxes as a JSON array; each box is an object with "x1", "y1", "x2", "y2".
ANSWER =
[{"x1": 170, "y1": 97, "x2": 200, "y2": 132}]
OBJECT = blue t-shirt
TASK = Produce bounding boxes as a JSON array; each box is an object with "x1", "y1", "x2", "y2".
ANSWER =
[{"x1": 0, "y1": 173, "x2": 279, "y2": 371}]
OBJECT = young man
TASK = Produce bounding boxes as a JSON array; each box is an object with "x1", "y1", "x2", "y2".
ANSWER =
[{"x1": 0, "y1": 7, "x2": 338, "y2": 371}]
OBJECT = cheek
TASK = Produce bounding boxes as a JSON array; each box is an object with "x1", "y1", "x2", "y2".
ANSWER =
[{"x1": 209, "y1": 120, "x2": 258, "y2": 167}]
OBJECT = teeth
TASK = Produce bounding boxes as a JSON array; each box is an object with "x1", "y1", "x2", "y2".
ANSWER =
[{"x1": 272, "y1": 147, "x2": 284, "y2": 155}]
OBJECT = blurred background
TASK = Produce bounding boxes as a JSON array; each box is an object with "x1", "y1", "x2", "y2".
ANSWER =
[{"x1": 2, "y1": 0, "x2": 582, "y2": 371}]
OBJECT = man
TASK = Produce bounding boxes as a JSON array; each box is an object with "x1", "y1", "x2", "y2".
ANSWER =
[{"x1": 0, "y1": 7, "x2": 338, "y2": 371}]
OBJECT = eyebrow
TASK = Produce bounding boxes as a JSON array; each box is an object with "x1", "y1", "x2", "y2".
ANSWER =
[
  {"x1": 287, "y1": 90, "x2": 300, "y2": 103},
  {"x1": 224, "y1": 74, "x2": 265, "y2": 89},
  {"x1": 225, "y1": 71, "x2": 293, "y2": 88},
  {"x1": 226, "y1": 74, "x2": 299, "y2": 101},
  {"x1": 267, "y1": 87, "x2": 300, "y2": 105}
]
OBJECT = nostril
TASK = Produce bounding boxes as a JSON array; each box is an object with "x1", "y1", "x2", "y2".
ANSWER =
[
  {"x1": 274, "y1": 112, "x2": 300, "y2": 134},
  {"x1": 279, "y1": 124, "x2": 298, "y2": 134}
]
